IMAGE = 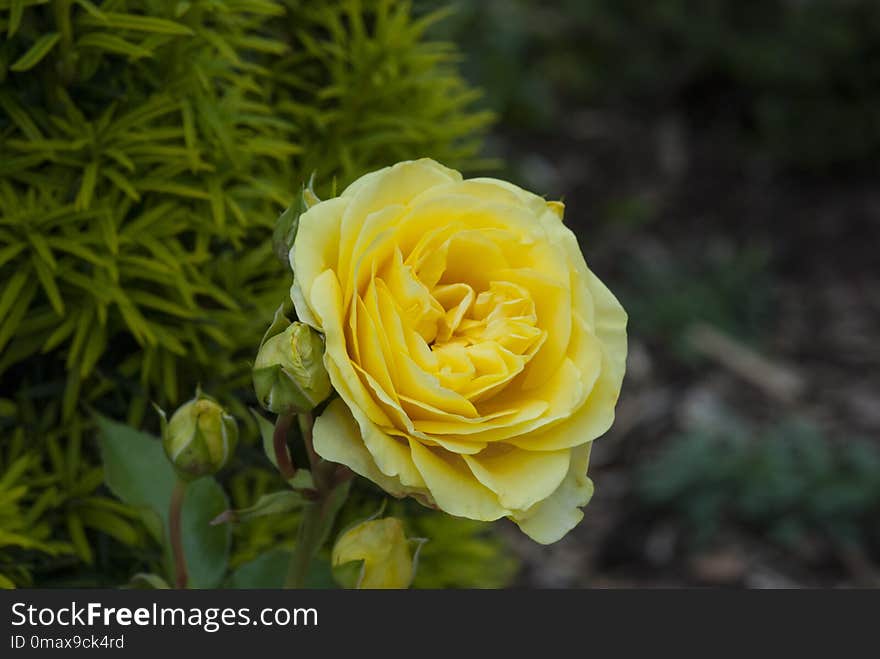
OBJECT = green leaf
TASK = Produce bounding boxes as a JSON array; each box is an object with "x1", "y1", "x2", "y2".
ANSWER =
[
  {"x1": 31, "y1": 253, "x2": 64, "y2": 315},
  {"x1": 136, "y1": 179, "x2": 211, "y2": 200},
  {"x1": 27, "y1": 232, "x2": 57, "y2": 270},
  {"x1": 247, "y1": 138, "x2": 303, "y2": 159},
  {"x1": 272, "y1": 175, "x2": 316, "y2": 264},
  {"x1": 228, "y1": 551, "x2": 335, "y2": 589},
  {"x1": 45, "y1": 238, "x2": 110, "y2": 269},
  {"x1": 104, "y1": 168, "x2": 141, "y2": 200},
  {"x1": 304, "y1": 556, "x2": 336, "y2": 589},
  {"x1": 73, "y1": 0, "x2": 105, "y2": 20},
  {"x1": 7, "y1": 0, "x2": 23, "y2": 38},
  {"x1": 75, "y1": 161, "x2": 98, "y2": 210},
  {"x1": 0, "y1": 272, "x2": 29, "y2": 321},
  {"x1": 0, "y1": 272, "x2": 36, "y2": 352},
  {"x1": 181, "y1": 478, "x2": 230, "y2": 589},
  {"x1": 66, "y1": 305, "x2": 93, "y2": 368},
  {"x1": 223, "y1": 0, "x2": 285, "y2": 17},
  {"x1": 61, "y1": 363, "x2": 81, "y2": 422},
  {"x1": 180, "y1": 99, "x2": 198, "y2": 171},
  {"x1": 0, "y1": 91, "x2": 42, "y2": 139},
  {"x1": 0, "y1": 153, "x2": 49, "y2": 175},
  {"x1": 127, "y1": 291, "x2": 195, "y2": 319},
  {"x1": 98, "y1": 212, "x2": 118, "y2": 254},
  {"x1": 0, "y1": 454, "x2": 30, "y2": 487},
  {"x1": 10, "y1": 33, "x2": 60, "y2": 72},
  {"x1": 0, "y1": 242, "x2": 26, "y2": 270},
  {"x1": 76, "y1": 33, "x2": 154, "y2": 60},
  {"x1": 208, "y1": 177, "x2": 225, "y2": 228},
  {"x1": 104, "y1": 148, "x2": 135, "y2": 172},
  {"x1": 97, "y1": 416, "x2": 230, "y2": 588},
  {"x1": 66, "y1": 512, "x2": 93, "y2": 564},
  {"x1": 98, "y1": 415, "x2": 175, "y2": 520},
  {"x1": 211, "y1": 490, "x2": 304, "y2": 525},
  {"x1": 129, "y1": 573, "x2": 170, "y2": 589},
  {"x1": 229, "y1": 34, "x2": 288, "y2": 55},
  {"x1": 79, "y1": 507, "x2": 140, "y2": 546},
  {"x1": 252, "y1": 407, "x2": 286, "y2": 472},
  {"x1": 6, "y1": 137, "x2": 88, "y2": 151},
  {"x1": 199, "y1": 29, "x2": 241, "y2": 65},
  {"x1": 226, "y1": 549, "x2": 289, "y2": 589},
  {"x1": 82, "y1": 12, "x2": 194, "y2": 36},
  {"x1": 113, "y1": 294, "x2": 156, "y2": 346},
  {"x1": 79, "y1": 321, "x2": 105, "y2": 376}
]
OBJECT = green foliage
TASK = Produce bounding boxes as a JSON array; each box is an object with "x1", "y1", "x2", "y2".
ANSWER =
[
  {"x1": 0, "y1": 449, "x2": 73, "y2": 588},
  {"x1": 0, "y1": 0, "x2": 491, "y2": 585},
  {"x1": 0, "y1": 398, "x2": 143, "y2": 587},
  {"x1": 98, "y1": 415, "x2": 230, "y2": 587},
  {"x1": 226, "y1": 548, "x2": 290, "y2": 588},
  {"x1": 436, "y1": 0, "x2": 880, "y2": 167},
  {"x1": 226, "y1": 467, "x2": 303, "y2": 569},
  {"x1": 638, "y1": 419, "x2": 880, "y2": 552},
  {"x1": 226, "y1": 549, "x2": 335, "y2": 588},
  {"x1": 405, "y1": 511, "x2": 518, "y2": 589}
]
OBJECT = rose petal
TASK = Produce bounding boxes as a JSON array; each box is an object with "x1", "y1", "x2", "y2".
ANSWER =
[
  {"x1": 290, "y1": 196, "x2": 348, "y2": 324},
  {"x1": 512, "y1": 443, "x2": 594, "y2": 544},
  {"x1": 463, "y1": 444, "x2": 570, "y2": 511},
  {"x1": 409, "y1": 440, "x2": 508, "y2": 521}
]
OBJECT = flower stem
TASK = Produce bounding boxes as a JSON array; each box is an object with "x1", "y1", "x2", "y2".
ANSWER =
[
  {"x1": 169, "y1": 478, "x2": 188, "y2": 589},
  {"x1": 284, "y1": 499, "x2": 326, "y2": 588},
  {"x1": 273, "y1": 413, "x2": 297, "y2": 480},
  {"x1": 299, "y1": 411, "x2": 328, "y2": 490},
  {"x1": 283, "y1": 411, "x2": 346, "y2": 588}
]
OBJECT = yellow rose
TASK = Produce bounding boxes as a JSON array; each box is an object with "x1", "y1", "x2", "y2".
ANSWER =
[{"x1": 291, "y1": 159, "x2": 627, "y2": 543}]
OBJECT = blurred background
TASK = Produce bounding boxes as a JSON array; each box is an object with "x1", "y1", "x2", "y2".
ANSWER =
[
  {"x1": 430, "y1": 0, "x2": 880, "y2": 587},
  {"x1": 1, "y1": 0, "x2": 878, "y2": 588}
]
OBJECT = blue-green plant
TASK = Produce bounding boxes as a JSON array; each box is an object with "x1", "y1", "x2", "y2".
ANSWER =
[{"x1": 638, "y1": 419, "x2": 880, "y2": 553}]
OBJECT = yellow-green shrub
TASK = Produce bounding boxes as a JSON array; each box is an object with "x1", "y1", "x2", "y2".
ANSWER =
[{"x1": 0, "y1": 0, "x2": 492, "y2": 586}]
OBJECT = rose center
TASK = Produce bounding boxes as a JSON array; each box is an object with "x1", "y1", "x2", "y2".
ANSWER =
[{"x1": 373, "y1": 237, "x2": 546, "y2": 404}]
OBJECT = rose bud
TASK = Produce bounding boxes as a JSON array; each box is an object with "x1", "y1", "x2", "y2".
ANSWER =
[
  {"x1": 331, "y1": 517, "x2": 417, "y2": 589},
  {"x1": 253, "y1": 318, "x2": 331, "y2": 415},
  {"x1": 158, "y1": 391, "x2": 238, "y2": 481}
]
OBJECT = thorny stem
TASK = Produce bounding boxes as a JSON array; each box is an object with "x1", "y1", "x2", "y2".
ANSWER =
[{"x1": 169, "y1": 478, "x2": 188, "y2": 589}]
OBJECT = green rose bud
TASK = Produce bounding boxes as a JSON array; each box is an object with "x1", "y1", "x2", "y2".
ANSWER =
[
  {"x1": 331, "y1": 517, "x2": 417, "y2": 589},
  {"x1": 158, "y1": 391, "x2": 238, "y2": 481},
  {"x1": 253, "y1": 306, "x2": 332, "y2": 415}
]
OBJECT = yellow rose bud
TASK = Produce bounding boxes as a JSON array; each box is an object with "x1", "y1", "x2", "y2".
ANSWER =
[
  {"x1": 290, "y1": 159, "x2": 627, "y2": 544},
  {"x1": 159, "y1": 392, "x2": 238, "y2": 481},
  {"x1": 253, "y1": 315, "x2": 332, "y2": 415},
  {"x1": 331, "y1": 517, "x2": 415, "y2": 589}
]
